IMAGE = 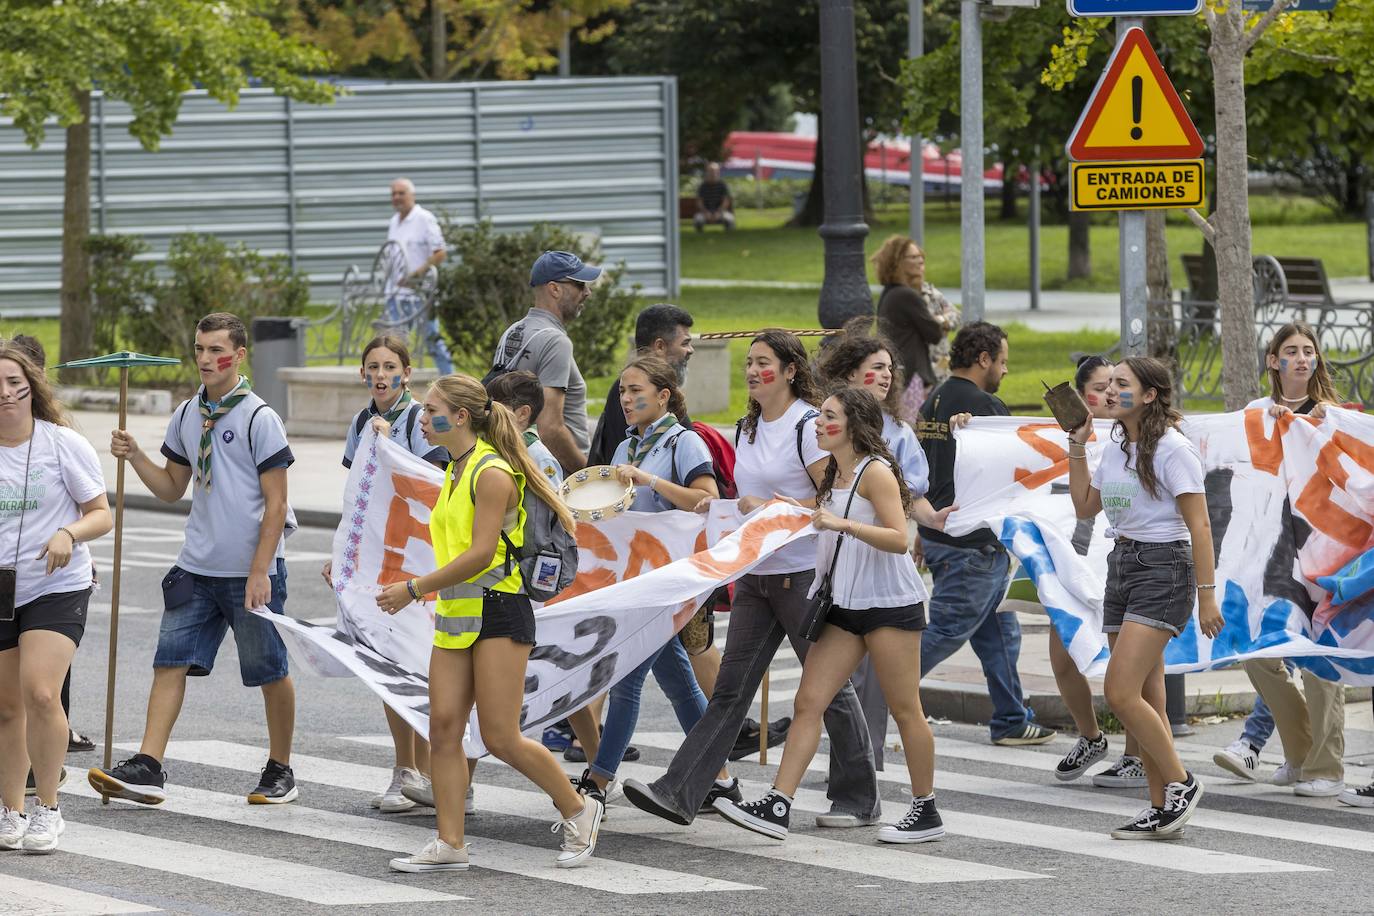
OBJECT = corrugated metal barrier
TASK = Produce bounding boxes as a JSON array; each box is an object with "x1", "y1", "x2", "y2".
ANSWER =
[{"x1": 0, "y1": 77, "x2": 680, "y2": 315}]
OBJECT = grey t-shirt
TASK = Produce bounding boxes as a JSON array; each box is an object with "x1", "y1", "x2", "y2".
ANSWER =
[
  {"x1": 492, "y1": 308, "x2": 589, "y2": 453},
  {"x1": 160, "y1": 389, "x2": 297, "y2": 577}
]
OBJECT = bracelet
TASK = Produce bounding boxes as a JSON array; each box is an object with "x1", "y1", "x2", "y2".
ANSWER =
[
  {"x1": 58, "y1": 526, "x2": 77, "y2": 545},
  {"x1": 649, "y1": 475, "x2": 658, "y2": 491},
  {"x1": 406, "y1": 579, "x2": 422, "y2": 600},
  {"x1": 1067, "y1": 454, "x2": 1087, "y2": 461},
  {"x1": 1197, "y1": 584, "x2": 1216, "y2": 591}
]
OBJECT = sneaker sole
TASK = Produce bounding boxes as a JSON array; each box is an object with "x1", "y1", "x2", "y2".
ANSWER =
[
  {"x1": 1092, "y1": 776, "x2": 1151, "y2": 789},
  {"x1": 1212, "y1": 753, "x2": 1258, "y2": 782},
  {"x1": 21, "y1": 840, "x2": 60, "y2": 854},
  {"x1": 814, "y1": 813, "x2": 880, "y2": 828},
  {"x1": 379, "y1": 797, "x2": 418, "y2": 813},
  {"x1": 389, "y1": 858, "x2": 470, "y2": 872},
  {"x1": 555, "y1": 800, "x2": 604, "y2": 869},
  {"x1": 715, "y1": 803, "x2": 788, "y2": 841},
  {"x1": 400, "y1": 787, "x2": 436, "y2": 807},
  {"x1": 1338, "y1": 794, "x2": 1374, "y2": 808},
  {"x1": 622, "y1": 781, "x2": 692, "y2": 826},
  {"x1": 1293, "y1": 786, "x2": 1345, "y2": 797},
  {"x1": 1111, "y1": 827, "x2": 1187, "y2": 840},
  {"x1": 1154, "y1": 781, "x2": 1204, "y2": 836},
  {"x1": 247, "y1": 787, "x2": 299, "y2": 805},
  {"x1": 878, "y1": 825, "x2": 945, "y2": 844},
  {"x1": 87, "y1": 770, "x2": 166, "y2": 806},
  {"x1": 992, "y1": 734, "x2": 1056, "y2": 746}
]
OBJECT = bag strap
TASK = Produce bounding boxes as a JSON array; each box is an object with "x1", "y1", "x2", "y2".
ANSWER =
[
  {"x1": 405, "y1": 401, "x2": 420, "y2": 441},
  {"x1": 246, "y1": 404, "x2": 268, "y2": 455},
  {"x1": 464, "y1": 451, "x2": 520, "y2": 585},
  {"x1": 818, "y1": 456, "x2": 876, "y2": 589},
  {"x1": 796, "y1": 408, "x2": 820, "y2": 491},
  {"x1": 492, "y1": 323, "x2": 554, "y2": 374}
]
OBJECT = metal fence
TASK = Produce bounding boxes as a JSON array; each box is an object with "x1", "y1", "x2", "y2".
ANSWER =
[{"x1": 0, "y1": 77, "x2": 680, "y2": 315}]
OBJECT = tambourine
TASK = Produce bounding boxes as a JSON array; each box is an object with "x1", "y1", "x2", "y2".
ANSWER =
[{"x1": 560, "y1": 465, "x2": 634, "y2": 522}]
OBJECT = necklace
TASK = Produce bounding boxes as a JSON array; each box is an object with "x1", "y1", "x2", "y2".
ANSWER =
[
  {"x1": 444, "y1": 444, "x2": 477, "y2": 502},
  {"x1": 1277, "y1": 393, "x2": 1308, "y2": 404}
]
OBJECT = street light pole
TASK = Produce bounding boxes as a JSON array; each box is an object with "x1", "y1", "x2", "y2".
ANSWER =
[
  {"x1": 817, "y1": 0, "x2": 874, "y2": 330},
  {"x1": 959, "y1": 0, "x2": 985, "y2": 321},
  {"x1": 909, "y1": 0, "x2": 924, "y2": 245}
]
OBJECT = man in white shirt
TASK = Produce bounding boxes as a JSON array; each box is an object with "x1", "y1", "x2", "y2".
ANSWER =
[{"x1": 385, "y1": 178, "x2": 453, "y2": 374}]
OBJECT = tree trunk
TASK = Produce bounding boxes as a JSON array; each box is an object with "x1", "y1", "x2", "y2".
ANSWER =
[
  {"x1": 1067, "y1": 210, "x2": 1091, "y2": 280},
  {"x1": 429, "y1": 0, "x2": 446, "y2": 81},
  {"x1": 59, "y1": 90, "x2": 93, "y2": 383},
  {"x1": 1145, "y1": 210, "x2": 1177, "y2": 366},
  {"x1": 1000, "y1": 161, "x2": 1018, "y2": 221},
  {"x1": 1209, "y1": 5, "x2": 1261, "y2": 410}
]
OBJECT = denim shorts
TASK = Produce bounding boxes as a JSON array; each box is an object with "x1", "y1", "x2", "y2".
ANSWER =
[
  {"x1": 153, "y1": 558, "x2": 290, "y2": 687},
  {"x1": 1102, "y1": 539, "x2": 1195, "y2": 636},
  {"x1": 476, "y1": 589, "x2": 536, "y2": 645}
]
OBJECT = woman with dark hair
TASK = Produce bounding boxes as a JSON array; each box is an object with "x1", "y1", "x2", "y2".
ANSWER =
[
  {"x1": 623, "y1": 330, "x2": 881, "y2": 830},
  {"x1": 0, "y1": 345, "x2": 112, "y2": 853},
  {"x1": 1067, "y1": 357, "x2": 1221, "y2": 839},
  {"x1": 717, "y1": 387, "x2": 952, "y2": 843},
  {"x1": 872, "y1": 235, "x2": 958, "y2": 421}
]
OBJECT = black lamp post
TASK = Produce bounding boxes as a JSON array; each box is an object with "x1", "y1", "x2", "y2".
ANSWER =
[{"x1": 817, "y1": 0, "x2": 873, "y2": 330}]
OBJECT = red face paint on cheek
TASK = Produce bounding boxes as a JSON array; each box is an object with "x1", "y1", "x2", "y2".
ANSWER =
[
  {"x1": 823, "y1": 423, "x2": 842, "y2": 437},
  {"x1": 760, "y1": 369, "x2": 776, "y2": 384},
  {"x1": 1084, "y1": 394, "x2": 1099, "y2": 407},
  {"x1": 216, "y1": 356, "x2": 234, "y2": 371},
  {"x1": 863, "y1": 371, "x2": 877, "y2": 385}
]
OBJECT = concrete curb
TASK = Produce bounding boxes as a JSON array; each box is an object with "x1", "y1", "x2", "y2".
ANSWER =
[{"x1": 110, "y1": 491, "x2": 343, "y2": 531}]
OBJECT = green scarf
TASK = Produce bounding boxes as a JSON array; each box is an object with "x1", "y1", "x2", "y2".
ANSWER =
[
  {"x1": 628, "y1": 413, "x2": 678, "y2": 467},
  {"x1": 198, "y1": 376, "x2": 251, "y2": 490},
  {"x1": 378, "y1": 389, "x2": 413, "y2": 425}
]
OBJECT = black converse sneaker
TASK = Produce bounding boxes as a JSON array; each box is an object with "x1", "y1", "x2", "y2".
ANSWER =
[
  {"x1": 717, "y1": 788, "x2": 791, "y2": 840},
  {"x1": 1112, "y1": 806, "x2": 1170, "y2": 840},
  {"x1": 1055, "y1": 734, "x2": 1109, "y2": 782},
  {"x1": 1154, "y1": 772, "x2": 1204, "y2": 835},
  {"x1": 702, "y1": 777, "x2": 744, "y2": 814},
  {"x1": 878, "y1": 794, "x2": 945, "y2": 843},
  {"x1": 88, "y1": 755, "x2": 167, "y2": 805},
  {"x1": 1339, "y1": 781, "x2": 1374, "y2": 808},
  {"x1": 247, "y1": 759, "x2": 298, "y2": 805},
  {"x1": 1092, "y1": 754, "x2": 1150, "y2": 788}
]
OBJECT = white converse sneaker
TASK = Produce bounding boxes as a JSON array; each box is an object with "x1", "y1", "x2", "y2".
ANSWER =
[
  {"x1": 0, "y1": 805, "x2": 28, "y2": 850},
  {"x1": 21, "y1": 804, "x2": 64, "y2": 854},
  {"x1": 1294, "y1": 777, "x2": 1344, "y2": 797},
  {"x1": 553, "y1": 795, "x2": 604, "y2": 868},
  {"x1": 389, "y1": 836, "x2": 469, "y2": 872},
  {"x1": 378, "y1": 767, "x2": 419, "y2": 813},
  {"x1": 1271, "y1": 762, "x2": 1302, "y2": 786},
  {"x1": 1212, "y1": 739, "x2": 1259, "y2": 781}
]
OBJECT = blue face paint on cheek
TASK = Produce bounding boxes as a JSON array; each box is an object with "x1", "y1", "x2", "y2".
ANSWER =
[
  {"x1": 391, "y1": 374, "x2": 403, "y2": 388},
  {"x1": 1279, "y1": 358, "x2": 1289, "y2": 371},
  {"x1": 632, "y1": 397, "x2": 650, "y2": 412},
  {"x1": 364, "y1": 373, "x2": 374, "y2": 387},
  {"x1": 1118, "y1": 391, "x2": 1134, "y2": 409},
  {"x1": 429, "y1": 415, "x2": 452, "y2": 433}
]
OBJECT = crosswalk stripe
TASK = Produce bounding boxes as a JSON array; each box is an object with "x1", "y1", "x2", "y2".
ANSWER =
[
  {"x1": 89, "y1": 604, "x2": 163, "y2": 617},
  {"x1": 62, "y1": 776, "x2": 752, "y2": 896},
  {"x1": 629, "y1": 733, "x2": 1324, "y2": 874},
  {"x1": 143, "y1": 739, "x2": 1043, "y2": 886},
  {"x1": 3, "y1": 875, "x2": 160, "y2": 915},
  {"x1": 56, "y1": 819, "x2": 466, "y2": 905}
]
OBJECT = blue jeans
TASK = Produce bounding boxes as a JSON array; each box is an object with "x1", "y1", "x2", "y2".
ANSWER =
[
  {"x1": 592, "y1": 637, "x2": 706, "y2": 782},
  {"x1": 153, "y1": 559, "x2": 289, "y2": 687},
  {"x1": 920, "y1": 541, "x2": 1033, "y2": 740},
  {"x1": 1240, "y1": 690, "x2": 1277, "y2": 752},
  {"x1": 386, "y1": 294, "x2": 453, "y2": 375}
]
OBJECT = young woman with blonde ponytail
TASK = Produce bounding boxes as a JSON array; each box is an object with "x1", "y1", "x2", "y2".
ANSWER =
[{"x1": 377, "y1": 373, "x2": 601, "y2": 873}]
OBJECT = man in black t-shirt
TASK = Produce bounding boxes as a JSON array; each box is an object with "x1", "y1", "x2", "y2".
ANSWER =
[
  {"x1": 917, "y1": 322, "x2": 1056, "y2": 747},
  {"x1": 693, "y1": 163, "x2": 735, "y2": 231}
]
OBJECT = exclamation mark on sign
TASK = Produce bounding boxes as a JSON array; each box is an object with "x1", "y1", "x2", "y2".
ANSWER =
[{"x1": 1130, "y1": 76, "x2": 1143, "y2": 141}]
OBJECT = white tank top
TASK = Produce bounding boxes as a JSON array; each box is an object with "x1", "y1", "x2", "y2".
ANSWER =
[{"x1": 808, "y1": 458, "x2": 929, "y2": 609}]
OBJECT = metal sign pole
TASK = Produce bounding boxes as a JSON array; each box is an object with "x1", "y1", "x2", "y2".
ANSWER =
[
  {"x1": 1118, "y1": 18, "x2": 1148, "y2": 356},
  {"x1": 960, "y1": 0, "x2": 985, "y2": 321},
  {"x1": 909, "y1": 0, "x2": 925, "y2": 245}
]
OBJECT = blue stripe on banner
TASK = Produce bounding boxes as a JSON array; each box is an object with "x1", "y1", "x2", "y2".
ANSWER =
[
  {"x1": 998, "y1": 517, "x2": 1086, "y2": 658},
  {"x1": 1318, "y1": 546, "x2": 1374, "y2": 609}
]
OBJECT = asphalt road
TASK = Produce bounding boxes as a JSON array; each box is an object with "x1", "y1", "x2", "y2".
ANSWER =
[{"x1": 4, "y1": 508, "x2": 1373, "y2": 915}]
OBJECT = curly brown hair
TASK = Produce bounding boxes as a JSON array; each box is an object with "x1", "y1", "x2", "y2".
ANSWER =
[
  {"x1": 817, "y1": 331, "x2": 906, "y2": 418},
  {"x1": 1117, "y1": 356, "x2": 1183, "y2": 500},
  {"x1": 739, "y1": 329, "x2": 824, "y2": 444},
  {"x1": 870, "y1": 235, "x2": 919, "y2": 287},
  {"x1": 815, "y1": 387, "x2": 912, "y2": 514}
]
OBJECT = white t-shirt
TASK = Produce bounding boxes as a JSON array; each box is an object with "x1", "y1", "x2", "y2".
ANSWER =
[
  {"x1": 734, "y1": 399, "x2": 825, "y2": 575},
  {"x1": 1092, "y1": 426, "x2": 1204, "y2": 542},
  {"x1": 0, "y1": 421, "x2": 105, "y2": 607},
  {"x1": 385, "y1": 204, "x2": 444, "y2": 296}
]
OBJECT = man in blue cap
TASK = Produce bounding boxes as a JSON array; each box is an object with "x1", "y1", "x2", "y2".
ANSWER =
[{"x1": 486, "y1": 251, "x2": 601, "y2": 474}]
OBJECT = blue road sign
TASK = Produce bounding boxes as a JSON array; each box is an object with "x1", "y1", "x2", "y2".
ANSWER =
[{"x1": 1067, "y1": 0, "x2": 1203, "y2": 14}]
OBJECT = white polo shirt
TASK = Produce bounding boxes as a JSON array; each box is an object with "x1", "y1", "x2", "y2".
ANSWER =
[{"x1": 385, "y1": 204, "x2": 445, "y2": 296}]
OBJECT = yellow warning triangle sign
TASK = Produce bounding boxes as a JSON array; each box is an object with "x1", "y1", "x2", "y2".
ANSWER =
[{"x1": 1067, "y1": 27, "x2": 1203, "y2": 161}]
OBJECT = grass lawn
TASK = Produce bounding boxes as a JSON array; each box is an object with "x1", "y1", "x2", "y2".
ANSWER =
[{"x1": 681, "y1": 195, "x2": 1371, "y2": 294}]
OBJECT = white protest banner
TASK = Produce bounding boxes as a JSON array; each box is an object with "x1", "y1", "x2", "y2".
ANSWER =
[
  {"x1": 260, "y1": 429, "x2": 816, "y2": 755},
  {"x1": 946, "y1": 410, "x2": 1374, "y2": 683}
]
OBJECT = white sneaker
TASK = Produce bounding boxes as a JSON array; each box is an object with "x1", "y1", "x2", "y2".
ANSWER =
[
  {"x1": 553, "y1": 795, "x2": 604, "y2": 868},
  {"x1": 389, "y1": 836, "x2": 469, "y2": 872},
  {"x1": 378, "y1": 767, "x2": 419, "y2": 813},
  {"x1": 1271, "y1": 762, "x2": 1302, "y2": 786},
  {"x1": 400, "y1": 772, "x2": 436, "y2": 808},
  {"x1": 465, "y1": 784, "x2": 476, "y2": 816},
  {"x1": 0, "y1": 805, "x2": 28, "y2": 850},
  {"x1": 1294, "y1": 777, "x2": 1344, "y2": 797},
  {"x1": 21, "y1": 804, "x2": 64, "y2": 854},
  {"x1": 1212, "y1": 740, "x2": 1259, "y2": 781}
]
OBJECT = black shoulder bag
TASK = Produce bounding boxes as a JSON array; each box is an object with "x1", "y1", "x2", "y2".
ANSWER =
[{"x1": 801, "y1": 457, "x2": 874, "y2": 642}]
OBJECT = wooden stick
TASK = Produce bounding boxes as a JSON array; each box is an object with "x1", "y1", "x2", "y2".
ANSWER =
[
  {"x1": 101, "y1": 367, "x2": 129, "y2": 804},
  {"x1": 759, "y1": 667, "x2": 770, "y2": 765}
]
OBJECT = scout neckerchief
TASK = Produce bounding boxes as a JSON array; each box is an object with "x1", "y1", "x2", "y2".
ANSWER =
[
  {"x1": 375, "y1": 389, "x2": 413, "y2": 425},
  {"x1": 197, "y1": 376, "x2": 251, "y2": 490},
  {"x1": 627, "y1": 413, "x2": 678, "y2": 467},
  {"x1": 523, "y1": 428, "x2": 540, "y2": 448}
]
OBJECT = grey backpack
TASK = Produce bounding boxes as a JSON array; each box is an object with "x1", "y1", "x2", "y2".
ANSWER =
[{"x1": 468, "y1": 452, "x2": 578, "y2": 602}]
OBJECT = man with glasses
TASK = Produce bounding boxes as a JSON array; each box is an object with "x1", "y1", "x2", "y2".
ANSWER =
[{"x1": 487, "y1": 251, "x2": 601, "y2": 474}]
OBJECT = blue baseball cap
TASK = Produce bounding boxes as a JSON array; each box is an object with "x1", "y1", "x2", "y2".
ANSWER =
[{"x1": 529, "y1": 250, "x2": 602, "y2": 288}]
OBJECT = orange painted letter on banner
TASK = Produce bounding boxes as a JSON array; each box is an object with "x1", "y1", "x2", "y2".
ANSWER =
[
  {"x1": 689, "y1": 509, "x2": 811, "y2": 579},
  {"x1": 1295, "y1": 431, "x2": 1374, "y2": 551},
  {"x1": 1013, "y1": 423, "x2": 1072, "y2": 491},
  {"x1": 379, "y1": 473, "x2": 441, "y2": 586}
]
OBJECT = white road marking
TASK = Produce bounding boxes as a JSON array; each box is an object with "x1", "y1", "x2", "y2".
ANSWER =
[{"x1": 1, "y1": 875, "x2": 159, "y2": 915}]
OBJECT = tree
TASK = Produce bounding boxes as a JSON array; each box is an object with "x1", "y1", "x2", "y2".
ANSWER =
[{"x1": 0, "y1": 0, "x2": 336, "y2": 377}]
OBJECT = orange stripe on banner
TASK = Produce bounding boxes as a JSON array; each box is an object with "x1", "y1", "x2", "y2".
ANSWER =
[
  {"x1": 1013, "y1": 422, "x2": 1077, "y2": 491},
  {"x1": 576, "y1": 524, "x2": 619, "y2": 561},
  {"x1": 380, "y1": 473, "x2": 441, "y2": 592},
  {"x1": 1296, "y1": 430, "x2": 1374, "y2": 553},
  {"x1": 624, "y1": 531, "x2": 672, "y2": 581},
  {"x1": 688, "y1": 508, "x2": 811, "y2": 579}
]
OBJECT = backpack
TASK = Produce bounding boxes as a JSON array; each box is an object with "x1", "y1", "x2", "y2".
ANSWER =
[
  {"x1": 482, "y1": 322, "x2": 556, "y2": 387},
  {"x1": 734, "y1": 408, "x2": 821, "y2": 491},
  {"x1": 682, "y1": 421, "x2": 737, "y2": 499},
  {"x1": 468, "y1": 452, "x2": 578, "y2": 602}
]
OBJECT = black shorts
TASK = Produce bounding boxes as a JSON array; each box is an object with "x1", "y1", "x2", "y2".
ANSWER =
[
  {"x1": 476, "y1": 589, "x2": 536, "y2": 645},
  {"x1": 827, "y1": 602, "x2": 926, "y2": 637},
  {"x1": 1103, "y1": 539, "x2": 1195, "y2": 636},
  {"x1": 0, "y1": 588, "x2": 91, "y2": 651}
]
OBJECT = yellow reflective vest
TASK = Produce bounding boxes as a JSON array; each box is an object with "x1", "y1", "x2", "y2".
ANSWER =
[{"x1": 430, "y1": 438, "x2": 525, "y2": 650}]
